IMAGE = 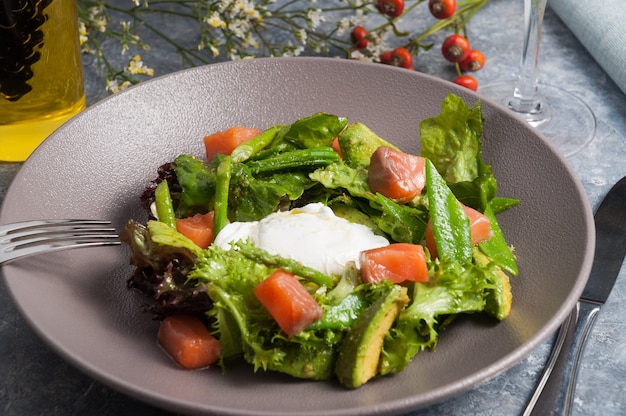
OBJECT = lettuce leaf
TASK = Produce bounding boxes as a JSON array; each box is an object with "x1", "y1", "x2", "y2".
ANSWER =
[
  {"x1": 379, "y1": 257, "x2": 506, "y2": 375},
  {"x1": 309, "y1": 161, "x2": 370, "y2": 198},
  {"x1": 419, "y1": 93, "x2": 483, "y2": 183},
  {"x1": 119, "y1": 220, "x2": 212, "y2": 319},
  {"x1": 174, "y1": 154, "x2": 218, "y2": 216},
  {"x1": 282, "y1": 113, "x2": 348, "y2": 149},
  {"x1": 371, "y1": 193, "x2": 428, "y2": 244}
]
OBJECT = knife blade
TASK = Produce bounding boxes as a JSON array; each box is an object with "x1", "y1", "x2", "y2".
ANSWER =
[{"x1": 525, "y1": 176, "x2": 626, "y2": 416}]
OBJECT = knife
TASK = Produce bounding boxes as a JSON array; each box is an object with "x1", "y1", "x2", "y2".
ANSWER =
[{"x1": 524, "y1": 176, "x2": 626, "y2": 416}]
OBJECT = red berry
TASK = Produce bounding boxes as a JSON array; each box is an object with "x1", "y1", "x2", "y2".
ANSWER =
[
  {"x1": 379, "y1": 51, "x2": 393, "y2": 64},
  {"x1": 428, "y1": 0, "x2": 456, "y2": 19},
  {"x1": 460, "y1": 49, "x2": 485, "y2": 72},
  {"x1": 389, "y1": 47, "x2": 413, "y2": 68},
  {"x1": 453, "y1": 75, "x2": 478, "y2": 91},
  {"x1": 376, "y1": 0, "x2": 405, "y2": 18},
  {"x1": 441, "y1": 34, "x2": 470, "y2": 63},
  {"x1": 351, "y1": 26, "x2": 369, "y2": 49}
]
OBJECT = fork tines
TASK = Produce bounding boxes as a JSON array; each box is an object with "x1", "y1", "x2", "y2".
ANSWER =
[{"x1": 0, "y1": 219, "x2": 121, "y2": 265}]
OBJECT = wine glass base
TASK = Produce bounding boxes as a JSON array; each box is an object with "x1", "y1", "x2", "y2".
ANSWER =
[{"x1": 479, "y1": 82, "x2": 597, "y2": 157}]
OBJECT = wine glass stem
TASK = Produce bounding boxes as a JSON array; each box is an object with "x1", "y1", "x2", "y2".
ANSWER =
[{"x1": 509, "y1": 0, "x2": 549, "y2": 117}]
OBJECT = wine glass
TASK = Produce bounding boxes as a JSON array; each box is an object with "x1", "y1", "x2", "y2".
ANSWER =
[{"x1": 479, "y1": 0, "x2": 596, "y2": 157}]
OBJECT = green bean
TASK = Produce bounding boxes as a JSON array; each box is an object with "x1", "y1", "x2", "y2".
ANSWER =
[
  {"x1": 234, "y1": 241, "x2": 335, "y2": 287},
  {"x1": 245, "y1": 148, "x2": 340, "y2": 175},
  {"x1": 231, "y1": 124, "x2": 285, "y2": 163},
  {"x1": 426, "y1": 160, "x2": 472, "y2": 263},
  {"x1": 154, "y1": 180, "x2": 177, "y2": 228},
  {"x1": 248, "y1": 142, "x2": 292, "y2": 161},
  {"x1": 213, "y1": 156, "x2": 232, "y2": 238}
]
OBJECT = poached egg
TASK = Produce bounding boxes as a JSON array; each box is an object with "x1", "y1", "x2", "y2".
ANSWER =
[{"x1": 213, "y1": 203, "x2": 389, "y2": 275}]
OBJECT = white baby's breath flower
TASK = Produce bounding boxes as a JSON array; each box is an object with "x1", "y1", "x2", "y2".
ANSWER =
[
  {"x1": 349, "y1": 49, "x2": 376, "y2": 63},
  {"x1": 366, "y1": 31, "x2": 392, "y2": 58},
  {"x1": 295, "y1": 29, "x2": 307, "y2": 43},
  {"x1": 239, "y1": 0, "x2": 261, "y2": 20},
  {"x1": 228, "y1": 48, "x2": 241, "y2": 61},
  {"x1": 281, "y1": 42, "x2": 304, "y2": 57},
  {"x1": 350, "y1": 9, "x2": 366, "y2": 26},
  {"x1": 78, "y1": 21, "x2": 88, "y2": 46},
  {"x1": 338, "y1": 10, "x2": 367, "y2": 37},
  {"x1": 338, "y1": 17, "x2": 350, "y2": 30},
  {"x1": 245, "y1": 7, "x2": 261, "y2": 21},
  {"x1": 242, "y1": 32, "x2": 259, "y2": 49},
  {"x1": 336, "y1": 18, "x2": 350, "y2": 36},
  {"x1": 306, "y1": 8, "x2": 324, "y2": 29},
  {"x1": 105, "y1": 79, "x2": 131, "y2": 94},
  {"x1": 87, "y1": 6, "x2": 101, "y2": 20},
  {"x1": 293, "y1": 45, "x2": 304, "y2": 56},
  {"x1": 126, "y1": 55, "x2": 154, "y2": 76},
  {"x1": 88, "y1": 6, "x2": 107, "y2": 32},
  {"x1": 205, "y1": 11, "x2": 226, "y2": 28},
  {"x1": 349, "y1": 49, "x2": 366, "y2": 60},
  {"x1": 228, "y1": 19, "x2": 250, "y2": 39},
  {"x1": 92, "y1": 15, "x2": 103, "y2": 26},
  {"x1": 217, "y1": 0, "x2": 233, "y2": 14}
]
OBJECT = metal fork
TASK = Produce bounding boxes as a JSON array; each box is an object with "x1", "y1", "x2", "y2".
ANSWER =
[{"x1": 0, "y1": 219, "x2": 121, "y2": 265}]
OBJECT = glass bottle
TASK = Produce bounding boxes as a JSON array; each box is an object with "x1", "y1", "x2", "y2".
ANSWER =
[{"x1": 1, "y1": 0, "x2": 85, "y2": 162}]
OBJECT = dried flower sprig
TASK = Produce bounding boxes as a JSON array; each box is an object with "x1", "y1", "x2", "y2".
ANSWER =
[{"x1": 78, "y1": 0, "x2": 490, "y2": 94}]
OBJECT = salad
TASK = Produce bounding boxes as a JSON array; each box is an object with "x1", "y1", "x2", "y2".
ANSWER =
[{"x1": 121, "y1": 93, "x2": 519, "y2": 388}]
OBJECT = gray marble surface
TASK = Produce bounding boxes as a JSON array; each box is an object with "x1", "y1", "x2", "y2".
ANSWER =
[{"x1": 1, "y1": 1, "x2": 625, "y2": 415}]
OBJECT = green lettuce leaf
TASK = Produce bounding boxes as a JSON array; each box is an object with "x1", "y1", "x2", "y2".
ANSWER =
[
  {"x1": 419, "y1": 93, "x2": 483, "y2": 183},
  {"x1": 173, "y1": 154, "x2": 218, "y2": 216},
  {"x1": 282, "y1": 113, "x2": 348, "y2": 149},
  {"x1": 371, "y1": 193, "x2": 428, "y2": 244},
  {"x1": 379, "y1": 257, "x2": 503, "y2": 375},
  {"x1": 309, "y1": 161, "x2": 370, "y2": 198}
]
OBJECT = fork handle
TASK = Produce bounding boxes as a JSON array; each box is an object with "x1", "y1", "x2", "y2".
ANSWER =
[{"x1": 524, "y1": 300, "x2": 601, "y2": 416}]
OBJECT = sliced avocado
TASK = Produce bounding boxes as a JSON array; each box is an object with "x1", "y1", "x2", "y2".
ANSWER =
[
  {"x1": 485, "y1": 269, "x2": 513, "y2": 321},
  {"x1": 485, "y1": 268, "x2": 512, "y2": 320},
  {"x1": 335, "y1": 284, "x2": 409, "y2": 388},
  {"x1": 473, "y1": 248, "x2": 512, "y2": 320},
  {"x1": 262, "y1": 343, "x2": 337, "y2": 380},
  {"x1": 337, "y1": 123, "x2": 399, "y2": 168}
]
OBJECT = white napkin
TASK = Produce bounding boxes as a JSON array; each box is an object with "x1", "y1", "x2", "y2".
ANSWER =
[{"x1": 550, "y1": 0, "x2": 626, "y2": 96}]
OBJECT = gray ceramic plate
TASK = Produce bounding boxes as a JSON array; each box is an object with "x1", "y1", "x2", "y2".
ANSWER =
[{"x1": 0, "y1": 58, "x2": 594, "y2": 415}]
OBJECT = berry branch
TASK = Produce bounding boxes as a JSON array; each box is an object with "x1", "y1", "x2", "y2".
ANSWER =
[{"x1": 78, "y1": 0, "x2": 490, "y2": 94}]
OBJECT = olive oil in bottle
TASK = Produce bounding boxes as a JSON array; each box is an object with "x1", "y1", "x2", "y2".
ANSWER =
[{"x1": 1, "y1": 0, "x2": 85, "y2": 162}]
